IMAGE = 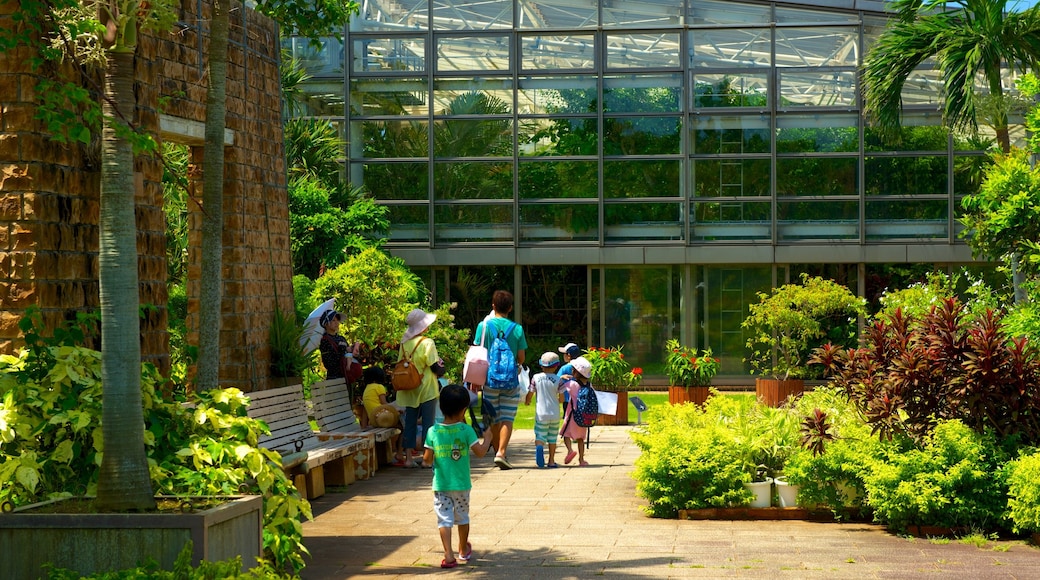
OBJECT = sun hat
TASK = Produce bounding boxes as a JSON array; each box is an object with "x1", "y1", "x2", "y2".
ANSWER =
[
  {"x1": 319, "y1": 309, "x2": 341, "y2": 328},
  {"x1": 571, "y1": 356, "x2": 591, "y2": 378},
  {"x1": 539, "y1": 352, "x2": 560, "y2": 368},
  {"x1": 558, "y1": 342, "x2": 578, "y2": 353},
  {"x1": 402, "y1": 308, "x2": 437, "y2": 342}
]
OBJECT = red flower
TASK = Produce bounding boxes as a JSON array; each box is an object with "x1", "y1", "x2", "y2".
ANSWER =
[{"x1": 632, "y1": 367, "x2": 643, "y2": 375}]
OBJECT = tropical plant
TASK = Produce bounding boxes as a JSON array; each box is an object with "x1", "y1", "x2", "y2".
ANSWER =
[
  {"x1": 742, "y1": 275, "x2": 866, "y2": 380},
  {"x1": 582, "y1": 346, "x2": 643, "y2": 392},
  {"x1": 861, "y1": 0, "x2": 1040, "y2": 154},
  {"x1": 269, "y1": 307, "x2": 309, "y2": 378},
  {"x1": 664, "y1": 339, "x2": 719, "y2": 387}
]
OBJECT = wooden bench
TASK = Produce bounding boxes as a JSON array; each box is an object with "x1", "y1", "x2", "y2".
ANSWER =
[
  {"x1": 246, "y1": 384, "x2": 374, "y2": 499},
  {"x1": 311, "y1": 378, "x2": 402, "y2": 466}
]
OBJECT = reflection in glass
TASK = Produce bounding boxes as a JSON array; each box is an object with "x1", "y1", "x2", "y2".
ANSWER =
[
  {"x1": 865, "y1": 200, "x2": 948, "y2": 239},
  {"x1": 691, "y1": 115, "x2": 770, "y2": 154},
  {"x1": 285, "y1": 36, "x2": 345, "y2": 77},
  {"x1": 518, "y1": 0, "x2": 596, "y2": 29},
  {"x1": 779, "y1": 71, "x2": 857, "y2": 107},
  {"x1": 432, "y1": 0, "x2": 512, "y2": 29},
  {"x1": 604, "y1": 116, "x2": 681, "y2": 155},
  {"x1": 692, "y1": 159, "x2": 771, "y2": 197},
  {"x1": 434, "y1": 118, "x2": 514, "y2": 157},
  {"x1": 605, "y1": 203, "x2": 683, "y2": 241},
  {"x1": 899, "y1": 68, "x2": 944, "y2": 106},
  {"x1": 865, "y1": 156, "x2": 948, "y2": 196},
  {"x1": 692, "y1": 74, "x2": 769, "y2": 108},
  {"x1": 360, "y1": 162, "x2": 429, "y2": 200},
  {"x1": 352, "y1": 37, "x2": 424, "y2": 73},
  {"x1": 520, "y1": 203, "x2": 598, "y2": 241},
  {"x1": 864, "y1": 113, "x2": 946, "y2": 152},
  {"x1": 774, "y1": 27, "x2": 859, "y2": 67},
  {"x1": 690, "y1": 28, "x2": 771, "y2": 68},
  {"x1": 362, "y1": 120, "x2": 429, "y2": 158},
  {"x1": 384, "y1": 205, "x2": 430, "y2": 242},
  {"x1": 777, "y1": 201, "x2": 859, "y2": 240},
  {"x1": 433, "y1": 162, "x2": 512, "y2": 199},
  {"x1": 605, "y1": 32, "x2": 681, "y2": 69},
  {"x1": 604, "y1": 75, "x2": 681, "y2": 112},
  {"x1": 521, "y1": 118, "x2": 598, "y2": 156},
  {"x1": 350, "y1": 79, "x2": 428, "y2": 116},
  {"x1": 519, "y1": 160, "x2": 598, "y2": 198},
  {"x1": 691, "y1": 201, "x2": 771, "y2": 241},
  {"x1": 521, "y1": 35, "x2": 595, "y2": 70},
  {"x1": 696, "y1": 266, "x2": 773, "y2": 374},
  {"x1": 689, "y1": 0, "x2": 771, "y2": 26},
  {"x1": 604, "y1": 160, "x2": 681, "y2": 198},
  {"x1": 518, "y1": 76, "x2": 598, "y2": 114},
  {"x1": 359, "y1": 0, "x2": 428, "y2": 30},
  {"x1": 776, "y1": 114, "x2": 858, "y2": 153},
  {"x1": 591, "y1": 267, "x2": 682, "y2": 374},
  {"x1": 774, "y1": 6, "x2": 860, "y2": 24},
  {"x1": 434, "y1": 204, "x2": 514, "y2": 243},
  {"x1": 436, "y1": 36, "x2": 510, "y2": 71},
  {"x1": 602, "y1": 0, "x2": 681, "y2": 28},
  {"x1": 777, "y1": 157, "x2": 857, "y2": 196},
  {"x1": 434, "y1": 78, "x2": 514, "y2": 114}
]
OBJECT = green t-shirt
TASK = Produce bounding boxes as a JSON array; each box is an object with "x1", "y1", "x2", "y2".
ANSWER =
[{"x1": 424, "y1": 421, "x2": 478, "y2": 492}]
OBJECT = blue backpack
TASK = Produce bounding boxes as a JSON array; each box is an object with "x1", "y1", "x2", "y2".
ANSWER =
[
  {"x1": 571, "y1": 382, "x2": 599, "y2": 428},
  {"x1": 485, "y1": 320, "x2": 518, "y2": 389}
]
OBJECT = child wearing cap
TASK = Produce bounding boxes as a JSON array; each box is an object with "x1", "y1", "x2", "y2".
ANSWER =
[
  {"x1": 524, "y1": 352, "x2": 563, "y2": 468},
  {"x1": 559, "y1": 356, "x2": 592, "y2": 467}
]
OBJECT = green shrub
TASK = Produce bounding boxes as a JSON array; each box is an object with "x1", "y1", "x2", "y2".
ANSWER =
[
  {"x1": 46, "y1": 542, "x2": 293, "y2": 579},
  {"x1": 1006, "y1": 450, "x2": 1040, "y2": 533},
  {"x1": 862, "y1": 420, "x2": 1009, "y2": 531},
  {"x1": 292, "y1": 275, "x2": 316, "y2": 325}
]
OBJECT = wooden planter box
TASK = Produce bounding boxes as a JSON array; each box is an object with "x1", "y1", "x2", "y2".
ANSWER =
[
  {"x1": 597, "y1": 391, "x2": 628, "y2": 425},
  {"x1": 668, "y1": 385, "x2": 712, "y2": 406},
  {"x1": 755, "y1": 378, "x2": 805, "y2": 407},
  {"x1": 0, "y1": 495, "x2": 263, "y2": 578}
]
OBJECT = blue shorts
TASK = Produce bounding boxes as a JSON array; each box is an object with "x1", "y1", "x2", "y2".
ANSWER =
[{"x1": 483, "y1": 387, "x2": 521, "y2": 423}]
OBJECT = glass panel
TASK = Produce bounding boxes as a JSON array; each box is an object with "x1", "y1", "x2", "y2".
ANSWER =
[
  {"x1": 954, "y1": 153, "x2": 991, "y2": 195},
  {"x1": 384, "y1": 205, "x2": 430, "y2": 242},
  {"x1": 285, "y1": 36, "x2": 345, "y2": 78},
  {"x1": 434, "y1": 204, "x2": 514, "y2": 242},
  {"x1": 433, "y1": 162, "x2": 513, "y2": 199},
  {"x1": 689, "y1": 0, "x2": 771, "y2": 26},
  {"x1": 775, "y1": 27, "x2": 859, "y2": 67},
  {"x1": 900, "y1": 68, "x2": 944, "y2": 106},
  {"x1": 777, "y1": 201, "x2": 859, "y2": 240},
  {"x1": 774, "y1": 6, "x2": 860, "y2": 24},
  {"x1": 520, "y1": 118, "x2": 598, "y2": 156},
  {"x1": 602, "y1": 0, "x2": 681, "y2": 28},
  {"x1": 776, "y1": 114, "x2": 858, "y2": 153},
  {"x1": 777, "y1": 157, "x2": 857, "y2": 196},
  {"x1": 433, "y1": 118, "x2": 514, "y2": 157},
  {"x1": 691, "y1": 201, "x2": 771, "y2": 241},
  {"x1": 604, "y1": 160, "x2": 681, "y2": 198},
  {"x1": 865, "y1": 156, "x2": 948, "y2": 196},
  {"x1": 298, "y1": 81, "x2": 346, "y2": 116},
  {"x1": 519, "y1": 203, "x2": 598, "y2": 241},
  {"x1": 350, "y1": 79, "x2": 428, "y2": 116},
  {"x1": 692, "y1": 159, "x2": 771, "y2": 197},
  {"x1": 696, "y1": 266, "x2": 773, "y2": 375},
  {"x1": 432, "y1": 0, "x2": 512, "y2": 30},
  {"x1": 362, "y1": 120, "x2": 429, "y2": 157},
  {"x1": 352, "y1": 37, "x2": 425, "y2": 73},
  {"x1": 592, "y1": 267, "x2": 681, "y2": 376},
  {"x1": 692, "y1": 74, "x2": 769, "y2": 108},
  {"x1": 433, "y1": 78, "x2": 514, "y2": 115},
  {"x1": 521, "y1": 34, "x2": 595, "y2": 70},
  {"x1": 605, "y1": 32, "x2": 681, "y2": 69},
  {"x1": 865, "y1": 200, "x2": 948, "y2": 240},
  {"x1": 358, "y1": 0, "x2": 428, "y2": 30},
  {"x1": 519, "y1": 160, "x2": 598, "y2": 197},
  {"x1": 518, "y1": 75, "x2": 598, "y2": 114},
  {"x1": 361, "y1": 162, "x2": 429, "y2": 200},
  {"x1": 779, "y1": 71, "x2": 857, "y2": 107},
  {"x1": 603, "y1": 74, "x2": 681, "y2": 112},
  {"x1": 518, "y1": 0, "x2": 597, "y2": 29},
  {"x1": 865, "y1": 112, "x2": 947, "y2": 152},
  {"x1": 436, "y1": 36, "x2": 510, "y2": 72},
  {"x1": 605, "y1": 203, "x2": 683, "y2": 241},
  {"x1": 691, "y1": 115, "x2": 770, "y2": 154},
  {"x1": 690, "y1": 28, "x2": 771, "y2": 68},
  {"x1": 604, "y1": 116, "x2": 681, "y2": 155}
]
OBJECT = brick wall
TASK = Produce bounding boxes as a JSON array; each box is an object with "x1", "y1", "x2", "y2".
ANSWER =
[{"x1": 0, "y1": 0, "x2": 294, "y2": 392}]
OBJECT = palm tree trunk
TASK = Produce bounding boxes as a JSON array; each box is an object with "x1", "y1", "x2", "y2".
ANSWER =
[
  {"x1": 196, "y1": 0, "x2": 230, "y2": 391},
  {"x1": 989, "y1": 72, "x2": 1011, "y2": 154},
  {"x1": 95, "y1": 49, "x2": 156, "y2": 511}
]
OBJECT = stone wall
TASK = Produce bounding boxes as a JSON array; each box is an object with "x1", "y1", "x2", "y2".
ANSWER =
[{"x1": 0, "y1": 0, "x2": 294, "y2": 392}]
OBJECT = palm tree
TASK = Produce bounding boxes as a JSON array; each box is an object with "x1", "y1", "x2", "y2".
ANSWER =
[{"x1": 862, "y1": 0, "x2": 1040, "y2": 153}]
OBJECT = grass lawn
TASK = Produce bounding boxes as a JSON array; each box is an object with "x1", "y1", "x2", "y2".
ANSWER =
[{"x1": 510, "y1": 391, "x2": 668, "y2": 430}]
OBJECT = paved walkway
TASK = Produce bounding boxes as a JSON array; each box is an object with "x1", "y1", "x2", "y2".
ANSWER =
[{"x1": 301, "y1": 426, "x2": 1040, "y2": 579}]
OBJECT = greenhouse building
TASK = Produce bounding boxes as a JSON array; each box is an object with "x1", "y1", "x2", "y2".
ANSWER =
[{"x1": 285, "y1": 0, "x2": 1007, "y2": 381}]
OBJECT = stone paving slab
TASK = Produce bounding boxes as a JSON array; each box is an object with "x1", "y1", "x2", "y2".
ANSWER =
[{"x1": 301, "y1": 426, "x2": 1040, "y2": 579}]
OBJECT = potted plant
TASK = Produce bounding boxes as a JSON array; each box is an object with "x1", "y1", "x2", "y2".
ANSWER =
[
  {"x1": 584, "y1": 346, "x2": 642, "y2": 425},
  {"x1": 269, "y1": 306, "x2": 310, "y2": 387},
  {"x1": 742, "y1": 275, "x2": 865, "y2": 406},
  {"x1": 664, "y1": 339, "x2": 719, "y2": 406}
]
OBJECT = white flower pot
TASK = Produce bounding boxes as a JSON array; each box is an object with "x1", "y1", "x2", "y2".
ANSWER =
[
  {"x1": 774, "y1": 477, "x2": 800, "y2": 507},
  {"x1": 743, "y1": 478, "x2": 773, "y2": 508}
]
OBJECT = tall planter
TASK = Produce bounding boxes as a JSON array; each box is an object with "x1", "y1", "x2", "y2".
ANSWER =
[
  {"x1": 0, "y1": 495, "x2": 262, "y2": 578},
  {"x1": 668, "y1": 385, "x2": 712, "y2": 406},
  {"x1": 598, "y1": 390, "x2": 628, "y2": 425},
  {"x1": 755, "y1": 378, "x2": 805, "y2": 407}
]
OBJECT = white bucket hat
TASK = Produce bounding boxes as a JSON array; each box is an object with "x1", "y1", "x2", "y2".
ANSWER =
[
  {"x1": 571, "y1": 356, "x2": 592, "y2": 378},
  {"x1": 402, "y1": 308, "x2": 437, "y2": 342}
]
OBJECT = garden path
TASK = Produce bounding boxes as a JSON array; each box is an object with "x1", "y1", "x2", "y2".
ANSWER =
[{"x1": 301, "y1": 426, "x2": 1040, "y2": 579}]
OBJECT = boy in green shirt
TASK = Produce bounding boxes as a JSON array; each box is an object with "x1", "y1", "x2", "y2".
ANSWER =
[{"x1": 422, "y1": 384, "x2": 493, "y2": 568}]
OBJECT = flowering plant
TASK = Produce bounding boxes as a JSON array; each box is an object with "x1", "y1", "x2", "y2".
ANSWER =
[
  {"x1": 583, "y1": 345, "x2": 643, "y2": 392},
  {"x1": 665, "y1": 339, "x2": 720, "y2": 387}
]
